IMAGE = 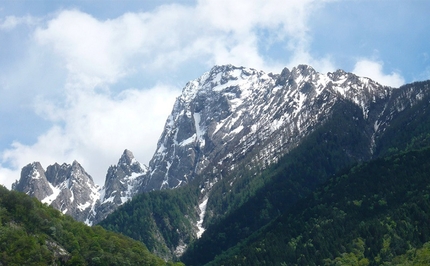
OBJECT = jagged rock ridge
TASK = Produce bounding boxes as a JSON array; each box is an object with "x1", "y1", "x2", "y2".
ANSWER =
[
  {"x1": 13, "y1": 149, "x2": 147, "y2": 225},
  {"x1": 92, "y1": 149, "x2": 148, "y2": 224},
  {"x1": 13, "y1": 160, "x2": 99, "y2": 222},
  {"x1": 12, "y1": 64, "x2": 430, "y2": 229},
  {"x1": 138, "y1": 64, "x2": 390, "y2": 193}
]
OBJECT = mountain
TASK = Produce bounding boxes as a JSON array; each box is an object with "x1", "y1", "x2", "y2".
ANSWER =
[
  {"x1": 180, "y1": 80, "x2": 430, "y2": 265},
  {"x1": 204, "y1": 147, "x2": 430, "y2": 265},
  {"x1": 102, "y1": 70, "x2": 430, "y2": 260},
  {"x1": 12, "y1": 149, "x2": 147, "y2": 225},
  {"x1": 102, "y1": 66, "x2": 429, "y2": 256},
  {"x1": 14, "y1": 64, "x2": 390, "y2": 225},
  {"x1": 0, "y1": 185, "x2": 182, "y2": 265},
  {"x1": 138, "y1": 64, "x2": 390, "y2": 194},
  {"x1": 92, "y1": 149, "x2": 148, "y2": 224},
  {"x1": 12, "y1": 64, "x2": 430, "y2": 260},
  {"x1": 12, "y1": 160, "x2": 99, "y2": 222}
]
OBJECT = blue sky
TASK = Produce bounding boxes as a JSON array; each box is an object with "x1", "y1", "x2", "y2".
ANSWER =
[{"x1": 0, "y1": 0, "x2": 429, "y2": 188}]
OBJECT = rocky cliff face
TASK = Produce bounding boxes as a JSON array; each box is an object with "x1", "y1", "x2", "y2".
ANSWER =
[
  {"x1": 12, "y1": 64, "x2": 430, "y2": 227},
  {"x1": 13, "y1": 162, "x2": 53, "y2": 200},
  {"x1": 138, "y1": 64, "x2": 391, "y2": 193},
  {"x1": 13, "y1": 161, "x2": 99, "y2": 222},
  {"x1": 92, "y1": 149, "x2": 148, "y2": 224},
  {"x1": 12, "y1": 149, "x2": 146, "y2": 225}
]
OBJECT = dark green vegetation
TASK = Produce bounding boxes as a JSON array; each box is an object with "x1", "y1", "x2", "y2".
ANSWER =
[
  {"x1": 100, "y1": 185, "x2": 200, "y2": 260},
  {"x1": 98, "y1": 81, "x2": 430, "y2": 265},
  {"x1": 209, "y1": 147, "x2": 430, "y2": 265},
  {"x1": 0, "y1": 185, "x2": 182, "y2": 266},
  {"x1": 181, "y1": 100, "x2": 374, "y2": 265},
  {"x1": 180, "y1": 82, "x2": 430, "y2": 265}
]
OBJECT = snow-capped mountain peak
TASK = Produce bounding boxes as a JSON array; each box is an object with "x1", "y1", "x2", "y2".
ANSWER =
[
  {"x1": 12, "y1": 149, "x2": 147, "y2": 225},
  {"x1": 140, "y1": 64, "x2": 393, "y2": 194},
  {"x1": 14, "y1": 64, "x2": 430, "y2": 231}
]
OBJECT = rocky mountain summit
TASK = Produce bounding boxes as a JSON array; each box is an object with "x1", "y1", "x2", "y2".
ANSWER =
[
  {"x1": 13, "y1": 149, "x2": 146, "y2": 225},
  {"x1": 13, "y1": 160, "x2": 99, "y2": 222},
  {"x1": 12, "y1": 64, "x2": 430, "y2": 227},
  {"x1": 92, "y1": 149, "x2": 148, "y2": 224},
  {"x1": 137, "y1": 64, "x2": 391, "y2": 193}
]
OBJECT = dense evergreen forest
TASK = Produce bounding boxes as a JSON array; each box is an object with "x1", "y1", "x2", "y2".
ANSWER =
[
  {"x1": 0, "y1": 185, "x2": 183, "y2": 265},
  {"x1": 181, "y1": 100, "x2": 373, "y2": 265},
  {"x1": 98, "y1": 85, "x2": 430, "y2": 265},
  {"x1": 5, "y1": 81, "x2": 430, "y2": 265},
  {"x1": 181, "y1": 85, "x2": 430, "y2": 265},
  {"x1": 100, "y1": 185, "x2": 200, "y2": 259},
  {"x1": 208, "y1": 147, "x2": 430, "y2": 265}
]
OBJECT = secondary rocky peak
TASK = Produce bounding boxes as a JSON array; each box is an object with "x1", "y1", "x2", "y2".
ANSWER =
[
  {"x1": 45, "y1": 163, "x2": 69, "y2": 186},
  {"x1": 275, "y1": 67, "x2": 291, "y2": 86},
  {"x1": 14, "y1": 160, "x2": 100, "y2": 223},
  {"x1": 89, "y1": 150, "x2": 148, "y2": 225},
  {"x1": 115, "y1": 149, "x2": 146, "y2": 176},
  {"x1": 70, "y1": 160, "x2": 88, "y2": 176},
  {"x1": 12, "y1": 162, "x2": 52, "y2": 200},
  {"x1": 25, "y1": 162, "x2": 45, "y2": 179},
  {"x1": 292, "y1": 64, "x2": 316, "y2": 77},
  {"x1": 118, "y1": 149, "x2": 135, "y2": 166}
]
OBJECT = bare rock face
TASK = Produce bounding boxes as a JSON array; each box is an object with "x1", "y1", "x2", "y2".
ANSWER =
[
  {"x1": 12, "y1": 64, "x2": 430, "y2": 229},
  {"x1": 139, "y1": 64, "x2": 391, "y2": 193},
  {"x1": 92, "y1": 149, "x2": 148, "y2": 224},
  {"x1": 12, "y1": 149, "x2": 147, "y2": 225},
  {"x1": 13, "y1": 160, "x2": 99, "y2": 223},
  {"x1": 12, "y1": 162, "x2": 53, "y2": 200}
]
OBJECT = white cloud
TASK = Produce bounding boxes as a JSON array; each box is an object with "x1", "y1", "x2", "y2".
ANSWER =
[
  {"x1": 1, "y1": 84, "x2": 178, "y2": 188},
  {"x1": 286, "y1": 47, "x2": 335, "y2": 74},
  {"x1": 196, "y1": 0, "x2": 332, "y2": 71},
  {"x1": 353, "y1": 59, "x2": 405, "y2": 87},
  {"x1": 34, "y1": 10, "x2": 141, "y2": 87},
  {"x1": 33, "y1": 1, "x2": 332, "y2": 86},
  {"x1": 1, "y1": 1, "x2": 337, "y2": 188},
  {"x1": 0, "y1": 15, "x2": 39, "y2": 30}
]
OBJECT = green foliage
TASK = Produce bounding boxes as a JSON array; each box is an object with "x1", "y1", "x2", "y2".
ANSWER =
[
  {"x1": 375, "y1": 81, "x2": 430, "y2": 157},
  {"x1": 181, "y1": 100, "x2": 373, "y2": 265},
  {"x1": 0, "y1": 186, "x2": 179, "y2": 265},
  {"x1": 99, "y1": 81, "x2": 430, "y2": 265},
  {"x1": 99, "y1": 185, "x2": 200, "y2": 260},
  {"x1": 208, "y1": 147, "x2": 430, "y2": 265}
]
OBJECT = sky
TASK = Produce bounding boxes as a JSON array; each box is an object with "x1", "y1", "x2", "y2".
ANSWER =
[{"x1": 0, "y1": 0, "x2": 429, "y2": 188}]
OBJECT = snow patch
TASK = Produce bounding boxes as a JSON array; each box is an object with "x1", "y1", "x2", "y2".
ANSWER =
[
  {"x1": 194, "y1": 112, "x2": 206, "y2": 147},
  {"x1": 41, "y1": 183, "x2": 61, "y2": 205},
  {"x1": 179, "y1": 134, "x2": 196, "y2": 146},
  {"x1": 31, "y1": 170, "x2": 41, "y2": 180},
  {"x1": 77, "y1": 201, "x2": 91, "y2": 211},
  {"x1": 120, "y1": 172, "x2": 141, "y2": 204},
  {"x1": 174, "y1": 241, "x2": 187, "y2": 257},
  {"x1": 102, "y1": 194, "x2": 115, "y2": 204},
  {"x1": 69, "y1": 189, "x2": 74, "y2": 203},
  {"x1": 197, "y1": 197, "x2": 209, "y2": 238}
]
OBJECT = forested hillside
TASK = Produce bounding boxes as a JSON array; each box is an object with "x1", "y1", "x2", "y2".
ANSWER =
[
  {"x1": 181, "y1": 100, "x2": 373, "y2": 265},
  {"x1": 96, "y1": 80, "x2": 430, "y2": 264},
  {"x1": 100, "y1": 185, "x2": 200, "y2": 260},
  {"x1": 0, "y1": 185, "x2": 182, "y2": 265},
  {"x1": 180, "y1": 81, "x2": 430, "y2": 266},
  {"x1": 208, "y1": 147, "x2": 430, "y2": 265}
]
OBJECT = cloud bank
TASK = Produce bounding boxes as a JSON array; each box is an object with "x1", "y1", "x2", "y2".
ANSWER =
[
  {"x1": 353, "y1": 59, "x2": 405, "y2": 87},
  {"x1": 0, "y1": 0, "x2": 407, "y2": 188}
]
